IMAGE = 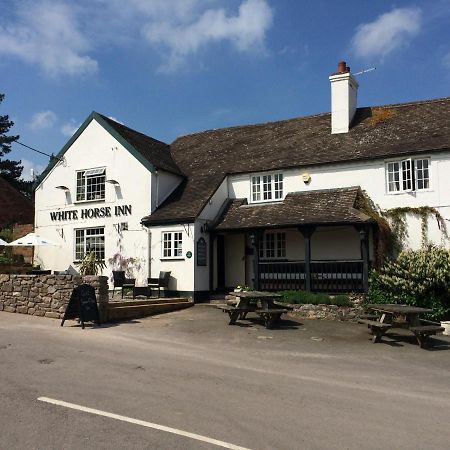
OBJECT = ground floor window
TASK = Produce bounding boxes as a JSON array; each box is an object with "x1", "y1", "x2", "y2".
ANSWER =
[
  {"x1": 75, "y1": 227, "x2": 105, "y2": 261},
  {"x1": 162, "y1": 231, "x2": 183, "y2": 258},
  {"x1": 259, "y1": 232, "x2": 286, "y2": 259}
]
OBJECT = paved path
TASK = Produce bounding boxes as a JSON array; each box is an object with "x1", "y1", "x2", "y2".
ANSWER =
[{"x1": 0, "y1": 307, "x2": 449, "y2": 449}]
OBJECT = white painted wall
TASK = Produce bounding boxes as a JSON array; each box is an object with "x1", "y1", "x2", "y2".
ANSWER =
[
  {"x1": 228, "y1": 152, "x2": 450, "y2": 249},
  {"x1": 34, "y1": 119, "x2": 153, "y2": 287},
  {"x1": 151, "y1": 170, "x2": 183, "y2": 212},
  {"x1": 329, "y1": 72, "x2": 358, "y2": 134},
  {"x1": 198, "y1": 177, "x2": 228, "y2": 221},
  {"x1": 149, "y1": 223, "x2": 195, "y2": 292}
]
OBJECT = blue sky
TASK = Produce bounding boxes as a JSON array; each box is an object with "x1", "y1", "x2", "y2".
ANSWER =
[{"x1": 1, "y1": 0, "x2": 450, "y2": 179}]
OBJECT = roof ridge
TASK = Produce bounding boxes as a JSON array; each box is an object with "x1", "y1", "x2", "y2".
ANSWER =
[
  {"x1": 96, "y1": 112, "x2": 169, "y2": 146},
  {"x1": 173, "y1": 96, "x2": 450, "y2": 142}
]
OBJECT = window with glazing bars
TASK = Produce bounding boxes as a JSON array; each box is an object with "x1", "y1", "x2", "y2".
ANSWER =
[
  {"x1": 386, "y1": 158, "x2": 430, "y2": 193},
  {"x1": 75, "y1": 227, "x2": 105, "y2": 261},
  {"x1": 76, "y1": 168, "x2": 106, "y2": 201},
  {"x1": 162, "y1": 232, "x2": 183, "y2": 258},
  {"x1": 251, "y1": 173, "x2": 283, "y2": 202},
  {"x1": 259, "y1": 232, "x2": 286, "y2": 259}
]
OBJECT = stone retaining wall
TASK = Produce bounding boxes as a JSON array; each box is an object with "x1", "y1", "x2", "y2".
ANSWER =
[
  {"x1": 0, "y1": 274, "x2": 109, "y2": 321},
  {"x1": 288, "y1": 304, "x2": 364, "y2": 321}
]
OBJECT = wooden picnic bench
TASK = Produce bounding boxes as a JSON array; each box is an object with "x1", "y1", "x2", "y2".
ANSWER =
[
  {"x1": 410, "y1": 324, "x2": 444, "y2": 348},
  {"x1": 362, "y1": 304, "x2": 444, "y2": 348},
  {"x1": 255, "y1": 309, "x2": 288, "y2": 329},
  {"x1": 217, "y1": 305, "x2": 253, "y2": 325},
  {"x1": 358, "y1": 318, "x2": 392, "y2": 343}
]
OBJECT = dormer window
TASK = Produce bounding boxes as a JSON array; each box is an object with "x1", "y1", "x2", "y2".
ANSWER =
[
  {"x1": 76, "y1": 167, "x2": 106, "y2": 201},
  {"x1": 251, "y1": 173, "x2": 283, "y2": 202},
  {"x1": 386, "y1": 158, "x2": 430, "y2": 193}
]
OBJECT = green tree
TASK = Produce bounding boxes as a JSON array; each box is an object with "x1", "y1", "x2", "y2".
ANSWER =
[{"x1": 0, "y1": 93, "x2": 23, "y2": 184}]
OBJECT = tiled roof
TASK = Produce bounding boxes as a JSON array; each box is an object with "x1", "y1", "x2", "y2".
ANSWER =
[
  {"x1": 213, "y1": 187, "x2": 372, "y2": 230},
  {"x1": 143, "y1": 97, "x2": 450, "y2": 225},
  {"x1": 0, "y1": 177, "x2": 34, "y2": 227},
  {"x1": 98, "y1": 114, "x2": 183, "y2": 176}
]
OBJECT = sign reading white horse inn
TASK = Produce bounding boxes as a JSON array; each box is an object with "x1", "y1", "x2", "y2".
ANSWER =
[{"x1": 49, "y1": 205, "x2": 132, "y2": 221}]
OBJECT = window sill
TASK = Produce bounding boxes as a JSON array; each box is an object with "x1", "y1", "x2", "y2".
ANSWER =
[
  {"x1": 386, "y1": 188, "x2": 433, "y2": 195},
  {"x1": 160, "y1": 258, "x2": 185, "y2": 261},
  {"x1": 74, "y1": 198, "x2": 106, "y2": 204}
]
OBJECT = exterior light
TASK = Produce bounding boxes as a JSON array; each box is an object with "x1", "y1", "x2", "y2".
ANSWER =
[
  {"x1": 55, "y1": 185, "x2": 69, "y2": 191},
  {"x1": 106, "y1": 179, "x2": 120, "y2": 185}
]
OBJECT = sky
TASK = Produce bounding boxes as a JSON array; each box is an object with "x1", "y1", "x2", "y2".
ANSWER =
[{"x1": 1, "y1": 0, "x2": 450, "y2": 180}]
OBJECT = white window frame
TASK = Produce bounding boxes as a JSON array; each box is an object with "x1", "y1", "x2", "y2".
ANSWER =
[
  {"x1": 259, "y1": 232, "x2": 286, "y2": 259},
  {"x1": 76, "y1": 167, "x2": 106, "y2": 202},
  {"x1": 250, "y1": 172, "x2": 284, "y2": 203},
  {"x1": 74, "y1": 227, "x2": 105, "y2": 261},
  {"x1": 161, "y1": 231, "x2": 184, "y2": 259},
  {"x1": 385, "y1": 157, "x2": 431, "y2": 194}
]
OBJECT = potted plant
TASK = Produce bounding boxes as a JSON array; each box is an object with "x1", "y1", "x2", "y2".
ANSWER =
[{"x1": 77, "y1": 251, "x2": 106, "y2": 276}]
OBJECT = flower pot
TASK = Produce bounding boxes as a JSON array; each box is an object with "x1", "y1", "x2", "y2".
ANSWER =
[{"x1": 440, "y1": 321, "x2": 450, "y2": 336}]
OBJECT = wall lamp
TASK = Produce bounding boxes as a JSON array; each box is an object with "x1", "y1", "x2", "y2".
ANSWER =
[
  {"x1": 106, "y1": 179, "x2": 120, "y2": 186},
  {"x1": 55, "y1": 185, "x2": 69, "y2": 191}
]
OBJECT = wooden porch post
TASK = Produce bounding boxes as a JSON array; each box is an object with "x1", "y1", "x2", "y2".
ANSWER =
[
  {"x1": 250, "y1": 230, "x2": 262, "y2": 291},
  {"x1": 358, "y1": 225, "x2": 370, "y2": 292},
  {"x1": 299, "y1": 226, "x2": 315, "y2": 292}
]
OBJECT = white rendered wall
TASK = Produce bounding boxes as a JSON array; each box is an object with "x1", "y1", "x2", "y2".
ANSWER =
[
  {"x1": 34, "y1": 119, "x2": 153, "y2": 287},
  {"x1": 151, "y1": 170, "x2": 183, "y2": 212},
  {"x1": 228, "y1": 152, "x2": 450, "y2": 250},
  {"x1": 149, "y1": 223, "x2": 195, "y2": 292}
]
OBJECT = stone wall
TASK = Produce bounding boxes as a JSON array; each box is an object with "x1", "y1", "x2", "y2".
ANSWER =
[{"x1": 0, "y1": 274, "x2": 109, "y2": 321}]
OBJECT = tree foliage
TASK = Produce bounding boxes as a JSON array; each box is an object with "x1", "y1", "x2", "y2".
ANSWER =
[
  {"x1": 0, "y1": 93, "x2": 23, "y2": 185},
  {"x1": 368, "y1": 245, "x2": 450, "y2": 320}
]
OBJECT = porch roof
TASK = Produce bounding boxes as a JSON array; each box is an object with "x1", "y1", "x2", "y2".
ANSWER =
[{"x1": 213, "y1": 187, "x2": 374, "y2": 231}]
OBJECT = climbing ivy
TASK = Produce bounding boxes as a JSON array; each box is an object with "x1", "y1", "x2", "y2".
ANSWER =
[{"x1": 355, "y1": 191, "x2": 448, "y2": 263}]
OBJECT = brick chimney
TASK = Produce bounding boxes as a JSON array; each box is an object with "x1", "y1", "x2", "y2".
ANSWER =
[{"x1": 329, "y1": 61, "x2": 359, "y2": 134}]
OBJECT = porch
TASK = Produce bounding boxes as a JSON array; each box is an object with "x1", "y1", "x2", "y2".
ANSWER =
[{"x1": 210, "y1": 187, "x2": 376, "y2": 294}]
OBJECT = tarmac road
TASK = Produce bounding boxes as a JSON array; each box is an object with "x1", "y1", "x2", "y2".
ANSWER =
[{"x1": 0, "y1": 306, "x2": 450, "y2": 450}]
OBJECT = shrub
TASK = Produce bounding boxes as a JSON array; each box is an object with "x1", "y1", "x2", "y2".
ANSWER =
[
  {"x1": 277, "y1": 290, "x2": 351, "y2": 306},
  {"x1": 368, "y1": 245, "x2": 450, "y2": 320},
  {"x1": 77, "y1": 251, "x2": 106, "y2": 276}
]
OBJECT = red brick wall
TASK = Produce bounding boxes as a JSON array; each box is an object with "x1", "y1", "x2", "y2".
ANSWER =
[{"x1": 0, "y1": 177, "x2": 34, "y2": 227}]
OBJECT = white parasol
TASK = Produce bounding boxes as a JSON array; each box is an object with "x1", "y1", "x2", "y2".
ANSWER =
[
  {"x1": 7, "y1": 232, "x2": 58, "y2": 246},
  {"x1": 0, "y1": 238, "x2": 8, "y2": 246}
]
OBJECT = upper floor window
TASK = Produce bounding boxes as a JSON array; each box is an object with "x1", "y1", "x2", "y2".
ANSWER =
[
  {"x1": 251, "y1": 173, "x2": 283, "y2": 202},
  {"x1": 259, "y1": 232, "x2": 286, "y2": 259},
  {"x1": 386, "y1": 158, "x2": 430, "y2": 193},
  {"x1": 76, "y1": 168, "x2": 106, "y2": 202},
  {"x1": 162, "y1": 231, "x2": 183, "y2": 259}
]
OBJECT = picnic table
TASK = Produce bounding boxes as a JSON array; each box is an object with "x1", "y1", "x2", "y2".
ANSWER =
[
  {"x1": 218, "y1": 291, "x2": 288, "y2": 329},
  {"x1": 359, "y1": 304, "x2": 444, "y2": 348}
]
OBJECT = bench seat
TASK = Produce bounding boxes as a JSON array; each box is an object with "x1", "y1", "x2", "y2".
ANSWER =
[
  {"x1": 217, "y1": 305, "x2": 253, "y2": 325},
  {"x1": 358, "y1": 319, "x2": 392, "y2": 343},
  {"x1": 255, "y1": 309, "x2": 288, "y2": 329},
  {"x1": 409, "y1": 325, "x2": 444, "y2": 348}
]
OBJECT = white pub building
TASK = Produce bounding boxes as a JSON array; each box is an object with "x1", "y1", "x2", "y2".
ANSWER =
[{"x1": 34, "y1": 62, "x2": 450, "y2": 300}]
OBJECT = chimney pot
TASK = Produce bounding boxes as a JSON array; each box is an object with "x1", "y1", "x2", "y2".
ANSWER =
[{"x1": 337, "y1": 61, "x2": 348, "y2": 74}]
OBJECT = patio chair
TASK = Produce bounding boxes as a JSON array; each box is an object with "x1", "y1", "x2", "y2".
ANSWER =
[
  {"x1": 112, "y1": 270, "x2": 136, "y2": 299},
  {"x1": 147, "y1": 271, "x2": 171, "y2": 298}
]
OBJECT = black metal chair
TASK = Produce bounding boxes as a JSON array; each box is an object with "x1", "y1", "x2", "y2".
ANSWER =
[
  {"x1": 112, "y1": 270, "x2": 136, "y2": 299},
  {"x1": 147, "y1": 271, "x2": 171, "y2": 298}
]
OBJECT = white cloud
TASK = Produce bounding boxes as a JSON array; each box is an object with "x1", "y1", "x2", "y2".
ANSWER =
[
  {"x1": 30, "y1": 110, "x2": 57, "y2": 130},
  {"x1": 108, "y1": 116, "x2": 123, "y2": 124},
  {"x1": 20, "y1": 159, "x2": 45, "y2": 181},
  {"x1": 143, "y1": 0, "x2": 274, "y2": 72},
  {"x1": 351, "y1": 7, "x2": 422, "y2": 58},
  {"x1": 0, "y1": 0, "x2": 273, "y2": 76},
  {"x1": 61, "y1": 119, "x2": 81, "y2": 137},
  {"x1": 0, "y1": 1, "x2": 98, "y2": 76}
]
